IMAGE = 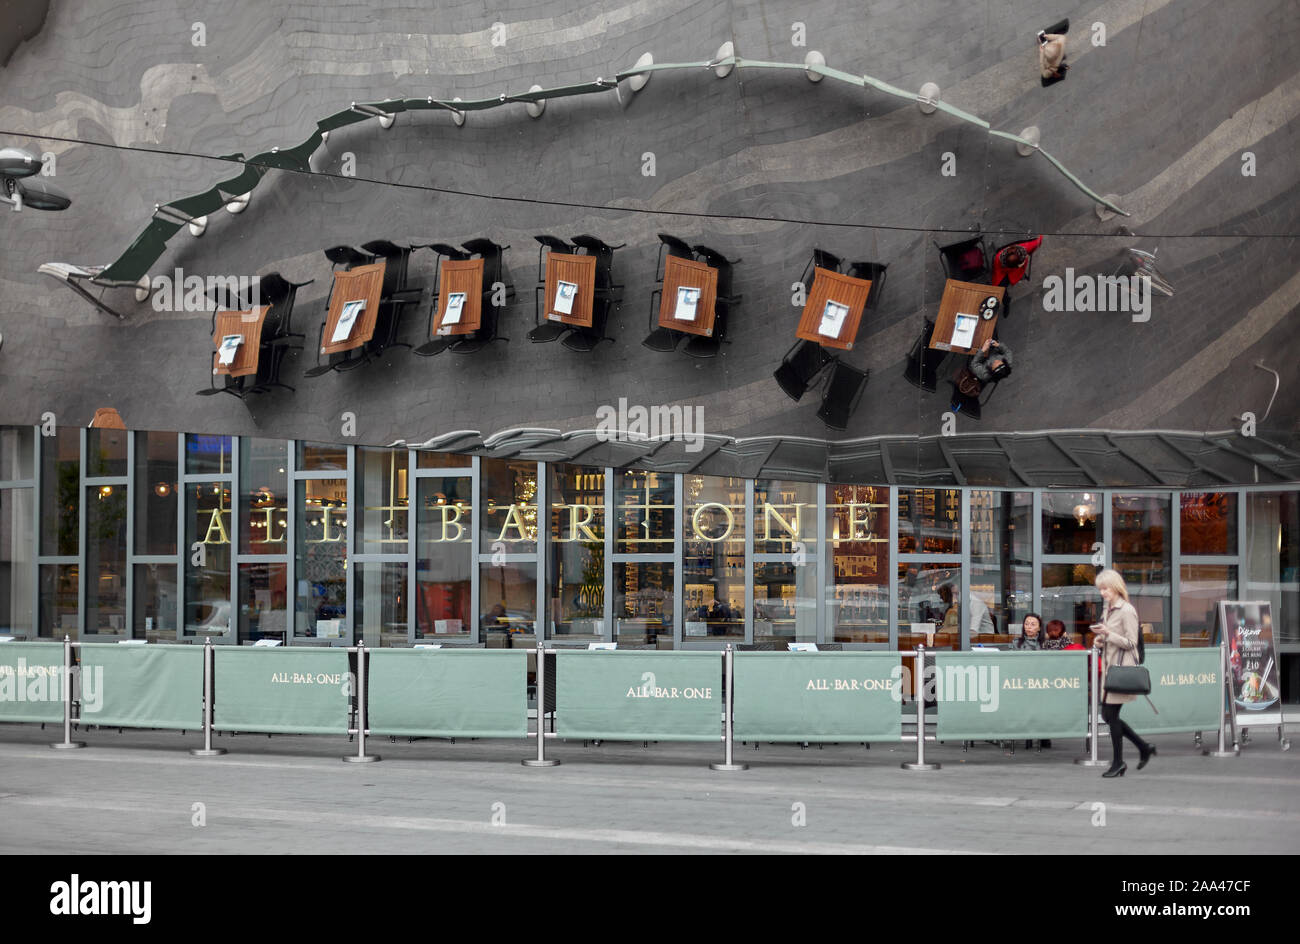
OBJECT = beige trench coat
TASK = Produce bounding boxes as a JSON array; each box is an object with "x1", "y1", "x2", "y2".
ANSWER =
[
  {"x1": 1097, "y1": 599, "x2": 1140, "y2": 704},
  {"x1": 1039, "y1": 33, "x2": 1067, "y2": 78}
]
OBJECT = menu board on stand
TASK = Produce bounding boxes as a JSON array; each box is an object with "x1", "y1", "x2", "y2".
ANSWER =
[{"x1": 1216, "y1": 600, "x2": 1291, "y2": 750}]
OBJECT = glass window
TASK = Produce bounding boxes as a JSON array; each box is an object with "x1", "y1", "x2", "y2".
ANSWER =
[
  {"x1": 40, "y1": 428, "x2": 79, "y2": 556},
  {"x1": 897, "y1": 562, "x2": 961, "y2": 649},
  {"x1": 549, "y1": 465, "x2": 605, "y2": 639},
  {"x1": 827, "y1": 484, "x2": 889, "y2": 644},
  {"x1": 1247, "y1": 491, "x2": 1298, "y2": 646},
  {"x1": 1179, "y1": 564, "x2": 1236, "y2": 648},
  {"x1": 85, "y1": 484, "x2": 127, "y2": 634},
  {"x1": 1181, "y1": 492, "x2": 1237, "y2": 555},
  {"x1": 415, "y1": 476, "x2": 472, "y2": 640},
  {"x1": 417, "y1": 450, "x2": 471, "y2": 469},
  {"x1": 185, "y1": 434, "x2": 232, "y2": 475},
  {"x1": 356, "y1": 561, "x2": 407, "y2": 647},
  {"x1": 0, "y1": 426, "x2": 35, "y2": 480},
  {"x1": 295, "y1": 479, "x2": 347, "y2": 639},
  {"x1": 85, "y1": 428, "x2": 127, "y2": 478},
  {"x1": 239, "y1": 439, "x2": 288, "y2": 555},
  {"x1": 753, "y1": 480, "x2": 816, "y2": 553},
  {"x1": 480, "y1": 458, "x2": 538, "y2": 553},
  {"x1": 1042, "y1": 491, "x2": 1102, "y2": 555},
  {"x1": 970, "y1": 490, "x2": 1032, "y2": 640},
  {"x1": 134, "y1": 563, "x2": 177, "y2": 641},
  {"x1": 297, "y1": 441, "x2": 347, "y2": 471},
  {"x1": 135, "y1": 431, "x2": 178, "y2": 555},
  {"x1": 185, "y1": 481, "x2": 231, "y2": 637},
  {"x1": 0, "y1": 488, "x2": 35, "y2": 634},
  {"x1": 356, "y1": 447, "x2": 408, "y2": 554},
  {"x1": 615, "y1": 469, "x2": 674, "y2": 553},
  {"x1": 1113, "y1": 493, "x2": 1171, "y2": 644},
  {"x1": 39, "y1": 563, "x2": 78, "y2": 638},
  {"x1": 613, "y1": 561, "x2": 673, "y2": 646},
  {"x1": 754, "y1": 561, "x2": 817, "y2": 644},
  {"x1": 684, "y1": 475, "x2": 745, "y2": 642},
  {"x1": 238, "y1": 562, "x2": 286, "y2": 644},
  {"x1": 1041, "y1": 563, "x2": 1099, "y2": 640},
  {"x1": 480, "y1": 560, "x2": 536, "y2": 644},
  {"x1": 898, "y1": 488, "x2": 961, "y2": 554}
]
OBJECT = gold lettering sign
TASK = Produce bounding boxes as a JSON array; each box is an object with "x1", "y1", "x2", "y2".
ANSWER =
[
  {"x1": 691, "y1": 501, "x2": 735, "y2": 543},
  {"x1": 202, "y1": 508, "x2": 230, "y2": 545},
  {"x1": 761, "y1": 502, "x2": 804, "y2": 541}
]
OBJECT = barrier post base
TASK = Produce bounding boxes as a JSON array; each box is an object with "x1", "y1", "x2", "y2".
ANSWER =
[
  {"x1": 343, "y1": 754, "x2": 380, "y2": 764},
  {"x1": 189, "y1": 747, "x2": 227, "y2": 757},
  {"x1": 1074, "y1": 757, "x2": 1108, "y2": 766},
  {"x1": 901, "y1": 761, "x2": 940, "y2": 771},
  {"x1": 1202, "y1": 748, "x2": 1238, "y2": 758},
  {"x1": 522, "y1": 758, "x2": 560, "y2": 767},
  {"x1": 49, "y1": 741, "x2": 86, "y2": 750},
  {"x1": 709, "y1": 762, "x2": 748, "y2": 771}
]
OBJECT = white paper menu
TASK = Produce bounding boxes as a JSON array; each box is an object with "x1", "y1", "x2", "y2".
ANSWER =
[
  {"x1": 950, "y1": 312, "x2": 978, "y2": 349},
  {"x1": 675, "y1": 286, "x2": 699, "y2": 321},
  {"x1": 819, "y1": 300, "x2": 850, "y2": 337},
  {"x1": 217, "y1": 334, "x2": 243, "y2": 365},
  {"x1": 443, "y1": 292, "x2": 466, "y2": 325},
  {"x1": 554, "y1": 280, "x2": 578, "y2": 315},
  {"x1": 331, "y1": 299, "x2": 366, "y2": 343}
]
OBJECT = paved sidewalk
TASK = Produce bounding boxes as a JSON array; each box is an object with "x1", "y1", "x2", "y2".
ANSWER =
[{"x1": 1, "y1": 723, "x2": 1296, "y2": 854}]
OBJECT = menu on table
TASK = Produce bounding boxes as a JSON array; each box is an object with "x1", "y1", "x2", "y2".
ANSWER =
[
  {"x1": 950, "y1": 312, "x2": 978, "y2": 349},
  {"x1": 553, "y1": 280, "x2": 578, "y2": 316},
  {"x1": 819, "y1": 299, "x2": 849, "y2": 337},
  {"x1": 675, "y1": 286, "x2": 699, "y2": 321},
  {"x1": 443, "y1": 292, "x2": 466, "y2": 325},
  {"x1": 331, "y1": 299, "x2": 366, "y2": 343},
  {"x1": 217, "y1": 334, "x2": 243, "y2": 366}
]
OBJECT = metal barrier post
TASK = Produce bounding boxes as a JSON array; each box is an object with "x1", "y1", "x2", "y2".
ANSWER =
[
  {"x1": 522, "y1": 647, "x2": 559, "y2": 767},
  {"x1": 1075, "y1": 647, "x2": 1106, "y2": 767},
  {"x1": 49, "y1": 635, "x2": 85, "y2": 750},
  {"x1": 1204, "y1": 641, "x2": 1237, "y2": 758},
  {"x1": 190, "y1": 636, "x2": 226, "y2": 757},
  {"x1": 710, "y1": 645, "x2": 747, "y2": 771},
  {"x1": 902, "y1": 647, "x2": 938, "y2": 771},
  {"x1": 343, "y1": 643, "x2": 379, "y2": 763}
]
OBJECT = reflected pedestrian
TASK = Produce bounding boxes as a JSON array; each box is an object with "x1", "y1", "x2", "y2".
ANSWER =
[{"x1": 1038, "y1": 18, "x2": 1070, "y2": 87}]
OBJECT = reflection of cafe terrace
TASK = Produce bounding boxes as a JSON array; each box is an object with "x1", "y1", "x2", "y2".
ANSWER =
[{"x1": 1, "y1": 426, "x2": 1295, "y2": 691}]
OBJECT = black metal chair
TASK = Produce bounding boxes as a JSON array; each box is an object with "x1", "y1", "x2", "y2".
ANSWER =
[
  {"x1": 817, "y1": 361, "x2": 869, "y2": 430},
  {"x1": 936, "y1": 233, "x2": 989, "y2": 282},
  {"x1": 450, "y1": 281, "x2": 509, "y2": 354},
  {"x1": 903, "y1": 319, "x2": 946, "y2": 392},
  {"x1": 324, "y1": 245, "x2": 374, "y2": 271},
  {"x1": 847, "y1": 261, "x2": 888, "y2": 310},
  {"x1": 423, "y1": 242, "x2": 471, "y2": 261},
  {"x1": 641, "y1": 287, "x2": 682, "y2": 352},
  {"x1": 258, "y1": 272, "x2": 312, "y2": 347},
  {"x1": 800, "y1": 248, "x2": 842, "y2": 291},
  {"x1": 562, "y1": 295, "x2": 614, "y2": 352},
  {"x1": 683, "y1": 297, "x2": 725, "y2": 358},
  {"x1": 656, "y1": 233, "x2": 695, "y2": 281},
  {"x1": 570, "y1": 234, "x2": 625, "y2": 297},
  {"x1": 534, "y1": 234, "x2": 572, "y2": 285},
  {"x1": 773, "y1": 339, "x2": 833, "y2": 401}
]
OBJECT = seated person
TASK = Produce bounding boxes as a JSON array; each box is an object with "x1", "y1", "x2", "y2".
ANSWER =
[
  {"x1": 990, "y1": 237, "x2": 1043, "y2": 287},
  {"x1": 971, "y1": 337, "x2": 1013, "y2": 383},
  {"x1": 1041, "y1": 618, "x2": 1074, "y2": 650},
  {"x1": 1012, "y1": 612, "x2": 1043, "y2": 650}
]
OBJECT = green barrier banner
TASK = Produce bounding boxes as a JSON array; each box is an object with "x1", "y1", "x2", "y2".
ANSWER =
[
  {"x1": 934, "y1": 651, "x2": 1088, "y2": 741},
  {"x1": 0, "y1": 642, "x2": 65, "y2": 723},
  {"x1": 214, "y1": 647, "x2": 350, "y2": 735},
  {"x1": 368, "y1": 649, "x2": 526, "y2": 738},
  {"x1": 556, "y1": 651, "x2": 721, "y2": 742},
  {"x1": 733, "y1": 652, "x2": 905, "y2": 742},
  {"x1": 1121, "y1": 648, "x2": 1222, "y2": 734},
  {"x1": 78, "y1": 643, "x2": 203, "y2": 730}
]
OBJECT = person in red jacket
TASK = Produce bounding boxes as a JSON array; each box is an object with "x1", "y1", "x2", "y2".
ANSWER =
[{"x1": 990, "y1": 236, "x2": 1043, "y2": 288}]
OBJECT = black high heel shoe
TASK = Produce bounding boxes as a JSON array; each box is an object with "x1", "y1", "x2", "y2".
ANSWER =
[
  {"x1": 1138, "y1": 745, "x2": 1157, "y2": 770},
  {"x1": 1102, "y1": 763, "x2": 1127, "y2": 778}
]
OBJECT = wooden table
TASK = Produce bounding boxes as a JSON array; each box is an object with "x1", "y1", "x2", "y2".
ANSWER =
[
  {"x1": 929, "y1": 279, "x2": 1006, "y2": 354},
  {"x1": 212, "y1": 306, "x2": 270, "y2": 378},
  {"x1": 796, "y1": 267, "x2": 871, "y2": 350},
  {"x1": 543, "y1": 252, "x2": 597, "y2": 327},
  {"x1": 658, "y1": 256, "x2": 718, "y2": 337},
  {"x1": 321, "y1": 261, "x2": 386, "y2": 355},
  {"x1": 432, "y1": 258, "x2": 484, "y2": 337}
]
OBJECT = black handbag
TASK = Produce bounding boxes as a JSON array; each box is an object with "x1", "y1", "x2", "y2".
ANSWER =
[{"x1": 1104, "y1": 664, "x2": 1151, "y2": 695}]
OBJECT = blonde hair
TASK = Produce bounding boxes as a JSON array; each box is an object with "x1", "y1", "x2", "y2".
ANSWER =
[{"x1": 1094, "y1": 568, "x2": 1130, "y2": 603}]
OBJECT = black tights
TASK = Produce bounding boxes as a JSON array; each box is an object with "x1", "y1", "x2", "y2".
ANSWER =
[{"x1": 1100, "y1": 702, "x2": 1148, "y2": 765}]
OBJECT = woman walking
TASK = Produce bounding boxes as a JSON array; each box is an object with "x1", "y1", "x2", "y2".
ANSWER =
[{"x1": 1093, "y1": 569, "x2": 1155, "y2": 777}]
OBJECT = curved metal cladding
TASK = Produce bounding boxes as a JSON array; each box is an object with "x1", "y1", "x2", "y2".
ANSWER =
[{"x1": 1, "y1": 1, "x2": 1297, "y2": 485}]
